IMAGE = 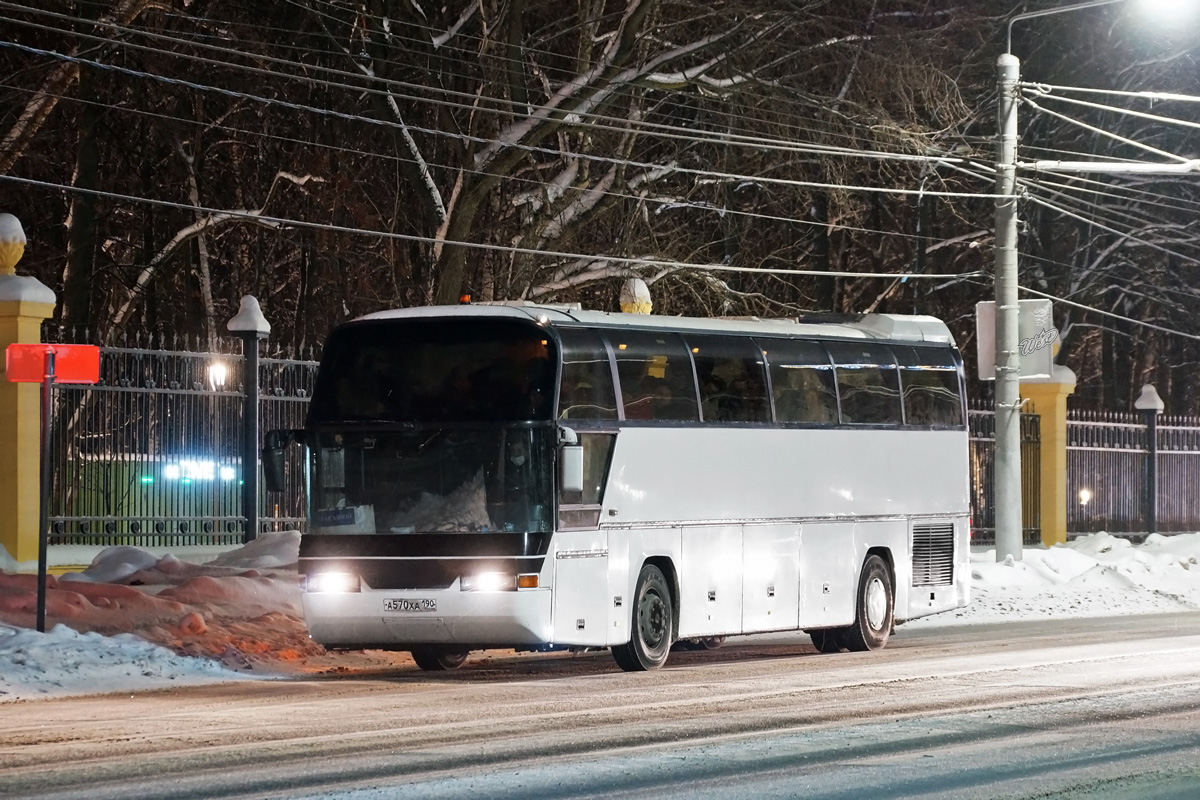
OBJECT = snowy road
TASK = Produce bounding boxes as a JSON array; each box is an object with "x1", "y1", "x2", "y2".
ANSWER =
[{"x1": 3, "y1": 613, "x2": 1200, "y2": 799}]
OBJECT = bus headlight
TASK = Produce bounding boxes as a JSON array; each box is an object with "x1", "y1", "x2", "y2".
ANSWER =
[
  {"x1": 461, "y1": 572, "x2": 517, "y2": 592},
  {"x1": 306, "y1": 571, "x2": 361, "y2": 593}
]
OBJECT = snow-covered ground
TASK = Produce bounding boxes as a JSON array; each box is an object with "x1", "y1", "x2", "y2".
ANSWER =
[{"x1": 3, "y1": 531, "x2": 1200, "y2": 702}]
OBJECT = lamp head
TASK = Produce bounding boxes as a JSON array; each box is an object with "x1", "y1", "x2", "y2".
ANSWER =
[
  {"x1": 227, "y1": 294, "x2": 271, "y2": 337},
  {"x1": 1134, "y1": 383, "x2": 1165, "y2": 413}
]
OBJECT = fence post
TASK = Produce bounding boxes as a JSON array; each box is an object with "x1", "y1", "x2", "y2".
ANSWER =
[
  {"x1": 1135, "y1": 384, "x2": 1165, "y2": 535},
  {"x1": 227, "y1": 296, "x2": 270, "y2": 543},
  {"x1": 0, "y1": 214, "x2": 57, "y2": 569},
  {"x1": 1020, "y1": 365, "x2": 1076, "y2": 547}
]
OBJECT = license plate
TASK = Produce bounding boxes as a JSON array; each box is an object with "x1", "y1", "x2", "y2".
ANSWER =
[{"x1": 384, "y1": 598, "x2": 437, "y2": 612}]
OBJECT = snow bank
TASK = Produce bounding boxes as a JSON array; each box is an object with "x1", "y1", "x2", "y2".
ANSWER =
[
  {"x1": 908, "y1": 532, "x2": 1200, "y2": 627},
  {"x1": 0, "y1": 623, "x2": 251, "y2": 701},
  {"x1": 0, "y1": 531, "x2": 315, "y2": 702}
]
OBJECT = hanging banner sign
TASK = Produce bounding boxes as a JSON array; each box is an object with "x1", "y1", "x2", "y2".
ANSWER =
[{"x1": 975, "y1": 299, "x2": 1057, "y2": 381}]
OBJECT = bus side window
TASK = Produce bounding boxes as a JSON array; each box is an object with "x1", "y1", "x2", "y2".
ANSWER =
[
  {"x1": 827, "y1": 343, "x2": 902, "y2": 425},
  {"x1": 894, "y1": 345, "x2": 964, "y2": 427},
  {"x1": 558, "y1": 433, "x2": 616, "y2": 530},
  {"x1": 685, "y1": 334, "x2": 769, "y2": 423},
  {"x1": 556, "y1": 328, "x2": 618, "y2": 420},
  {"x1": 608, "y1": 331, "x2": 699, "y2": 422},
  {"x1": 763, "y1": 339, "x2": 838, "y2": 424}
]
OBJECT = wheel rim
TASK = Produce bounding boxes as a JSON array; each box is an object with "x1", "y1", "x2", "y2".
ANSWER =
[
  {"x1": 865, "y1": 576, "x2": 888, "y2": 631},
  {"x1": 639, "y1": 589, "x2": 668, "y2": 649}
]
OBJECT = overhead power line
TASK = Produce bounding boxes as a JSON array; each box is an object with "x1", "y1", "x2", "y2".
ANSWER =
[
  {"x1": 0, "y1": 173, "x2": 985, "y2": 282},
  {"x1": 1020, "y1": 285, "x2": 1200, "y2": 342},
  {"x1": 0, "y1": 78, "x2": 986, "y2": 248},
  {"x1": 0, "y1": 3, "x2": 967, "y2": 170},
  {"x1": 0, "y1": 39, "x2": 999, "y2": 201}
]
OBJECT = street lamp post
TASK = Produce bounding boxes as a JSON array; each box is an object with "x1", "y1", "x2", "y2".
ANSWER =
[
  {"x1": 227, "y1": 296, "x2": 270, "y2": 543},
  {"x1": 992, "y1": 0, "x2": 1128, "y2": 562},
  {"x1": 1134, "y1": 384, "x2": 1165, "y2": 534}
]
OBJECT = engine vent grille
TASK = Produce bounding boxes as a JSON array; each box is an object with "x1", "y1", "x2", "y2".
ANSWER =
[{"x1": 912, "y1": 523, "x2": 955, "y2": 587}]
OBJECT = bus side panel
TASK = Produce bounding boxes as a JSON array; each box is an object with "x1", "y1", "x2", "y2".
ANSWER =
[
  {"x1": 742, "y1": 523, "x2": 800, "y2": 633},
  {"x1": 797, "y1": 522, "x2": 857, "y2": 629},
  {"x1": 552, "y1": 530, "x2": 609, "y2": 646},
  {"x1": 678, "y1": 525, "x2": 743, "y2": 638},
  {"x1": 601, "y1": 428, "x2": 968, "y2": 526}
]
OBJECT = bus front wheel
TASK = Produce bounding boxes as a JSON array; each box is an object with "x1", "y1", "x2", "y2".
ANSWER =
[
  {"x1": 612, "y1": 564, "x2": 674, "y2": 671},
  {"x1": 841, "y1": 555, "x2": 894, "y2": 652},
  {"x1": 410, "y1": 646, "x2": 470, "y2": 671}
]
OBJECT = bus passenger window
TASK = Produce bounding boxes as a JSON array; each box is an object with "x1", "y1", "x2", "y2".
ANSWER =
[
  {"x1": 556, "y1": 328, "x2": 618, "y2": 420},
  {"x1": 685, "y1": 335, "x2": 769, "y2": 423},
  {"x1": 894, "y1": 346, "x2": 964, "y2": 427},
  {"x1": 608, "y1": 331, "x2": 699, "y2": 422},
  {"x1": 827, "y1": 343, "x2": 902, "y2": 425},
  {"x1": 763, "y1": 340, "x2": 838, "y2": 424}
]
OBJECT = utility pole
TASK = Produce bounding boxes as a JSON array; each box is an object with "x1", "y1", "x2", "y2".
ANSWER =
[
  {"x1": 992, "y1": 0, "x2": 1187, "y2": 562},
  {"x1": 993, "y1": 52, "x2": 1023, "y2": 562}
]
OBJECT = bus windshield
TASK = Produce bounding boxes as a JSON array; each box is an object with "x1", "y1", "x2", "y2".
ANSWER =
[
  {"x1": 308, "y1": 318, "x2": 556, "y2": 424},
  {"x1": 305, "y1": 318, "x2": 559, "y2": 535},
  {"x1": 309, "y1": 425, "x2": 554, "y2": 535}
]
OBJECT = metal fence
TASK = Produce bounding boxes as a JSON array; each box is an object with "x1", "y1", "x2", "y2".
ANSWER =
[
  {"x1": 45, "y1": 332, "x2": 317, "y2": 547},
  {"x1": 41, "y1": 332, "x2": 1200, "y2": 548},
  {"x1": 968, "y1": 400, "x2": 1042, "y2": 546},
  {"x1": 1067, "y1": 410, "x2": 1200, "y2": 534}
]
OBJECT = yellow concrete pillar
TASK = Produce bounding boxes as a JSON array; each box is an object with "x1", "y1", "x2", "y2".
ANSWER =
[
  {"x1": 0, "y1": 212, "x2": 57, "y2": 569},
  {"x1": 1021, "y1": 365, "x2": 1077, "y2": 548}
]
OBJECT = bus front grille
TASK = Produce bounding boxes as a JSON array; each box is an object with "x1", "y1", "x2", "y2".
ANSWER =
[{"x1": 912, "y1": 523, "x2": 955, "y2": 587}]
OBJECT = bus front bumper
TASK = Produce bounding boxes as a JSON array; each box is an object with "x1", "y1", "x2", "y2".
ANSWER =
[{"x1": 301, "y1": 588, "x2": 553, "y2": 649}]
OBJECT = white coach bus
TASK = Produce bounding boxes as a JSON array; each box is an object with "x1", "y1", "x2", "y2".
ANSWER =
[{"x1": 264, "y1": 303, "x2": 970, "y2": 671}]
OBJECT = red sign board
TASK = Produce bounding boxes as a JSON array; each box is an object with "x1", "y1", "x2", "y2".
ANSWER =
[{"x1": 5, "y1": 344, "x2": 100, "y2": 383}]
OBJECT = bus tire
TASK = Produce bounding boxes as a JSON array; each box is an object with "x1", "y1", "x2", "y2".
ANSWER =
[
  {"x1": 842, "y1": 555, "x2": 894, "y2": 652},
  {"x1": 612, "y1": 564, "x2": 674, "y2": 671},
  {"x1": 808, "y1": 629, "x2": 844, "y2": 653},
  {"x1": 410, "y1": 645, "x2": 470, "y2": 671}
]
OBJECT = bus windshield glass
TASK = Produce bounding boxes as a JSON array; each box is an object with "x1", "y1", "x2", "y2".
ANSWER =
[
  {"x1": 308, "y1": 318, "x2": 556, "y2": 424},
  {"x1": 310, "y1": 425, "x2": 555, "y2": 535}
]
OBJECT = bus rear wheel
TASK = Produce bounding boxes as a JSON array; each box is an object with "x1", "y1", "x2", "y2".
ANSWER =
[
  {"x1": 612, "y1": 564, "x2": 674, "y2": 671},
  {"x1": 841, "y1": 555, "x2": 894, "y2": 652},
  {"x1": 410, "y1": 645, "x2": 470, "y2": 671}
]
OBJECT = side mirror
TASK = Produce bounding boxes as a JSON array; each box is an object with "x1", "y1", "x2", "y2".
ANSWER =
[
  {"x1": 262, "y1": 429, "x2": 297, "y2": 493},
  {"x1": 559, "y1": 427, "x2": 584, "y2": 494}
]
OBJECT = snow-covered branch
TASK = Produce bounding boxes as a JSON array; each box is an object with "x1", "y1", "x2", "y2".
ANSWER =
[{"x1": 107, "y1": 211, "x2": 283, "y2": 340}]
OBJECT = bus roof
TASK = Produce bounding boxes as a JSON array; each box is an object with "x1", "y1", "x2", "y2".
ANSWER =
[{"x1": 353, "y1": 302, "x2": 956, "y2": 345}]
